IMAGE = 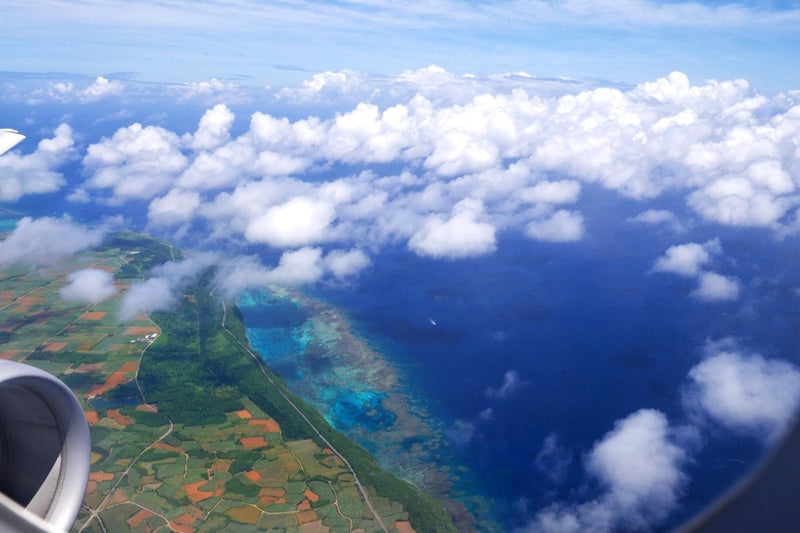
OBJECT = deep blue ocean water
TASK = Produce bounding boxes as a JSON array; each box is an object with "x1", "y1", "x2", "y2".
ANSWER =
[{"x1": 238, "y1": 189, "x2": 800, "y2": 531}]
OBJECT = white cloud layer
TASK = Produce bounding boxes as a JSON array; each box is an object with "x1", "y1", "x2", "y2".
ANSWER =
[
  {"x1": 64, "y1": 70, "x2": 800, "y2": 265},
  {"x1": 0, "y1": 216, "x2": 107, "y2": 267}
]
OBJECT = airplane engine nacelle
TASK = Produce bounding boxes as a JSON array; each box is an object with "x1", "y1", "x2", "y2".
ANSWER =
[{"x1": 0, "y1": 360, "x2": 90, "y2": 533}]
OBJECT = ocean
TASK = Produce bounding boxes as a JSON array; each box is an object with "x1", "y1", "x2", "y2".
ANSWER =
[{"x1": 237, "y1": 190, "x2": 800, "y2": 531}]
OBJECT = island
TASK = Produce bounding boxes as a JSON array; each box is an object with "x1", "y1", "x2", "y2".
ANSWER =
[{"x1": 0, "y1": 230, "x2": 456, "y2": 533}]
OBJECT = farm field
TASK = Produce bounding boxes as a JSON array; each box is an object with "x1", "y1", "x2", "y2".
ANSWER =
[{"x1": 0, "y1": 230, "x2": 451, "y2": 533}]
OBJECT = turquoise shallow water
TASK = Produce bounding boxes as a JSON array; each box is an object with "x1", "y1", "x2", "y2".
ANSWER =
[{"x1": 237, "y1": 287, "x2": 489, "y2": 530}]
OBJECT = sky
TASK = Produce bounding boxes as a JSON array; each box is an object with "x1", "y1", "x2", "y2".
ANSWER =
[
  {"x1": 2, "y1": 0, "x2": 800, "y2": 94},
  {"x1": 3, "y1": 1, "x2": 800, "y2": 532}
]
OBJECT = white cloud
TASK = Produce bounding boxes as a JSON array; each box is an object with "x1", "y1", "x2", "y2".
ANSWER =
[
  {"x1": 0, "y1": 216, "x2": 107, "y2": 267},
  {"x1": 408, "y1": 198, "x2": 496, "y2": 258},
  {"x1": 178, "y1": 78, "x2": 244, "y2": 101},
  {"x1": 0, "y1": 124, "x2": 73, "y2": 201},
  {"x1": 60, "y1": 268, "x2": 117, "y2": 304},
  {"x1": 485, "y1": 370, "x2": 524, "y2": 399},
  {"x1": 685, "y1": 341, "x2": 800, "y2": 440},
  {"x1": 186, "y1": 103, "x2": 235, "y2": 151},
  {"x1": 324, "y1": 249, "x2": 371, "y2": 279},
  {"x1": 79, "y1": 76, "x2": 124, "y2": 101},
  {"x1": 213, "y1": 248, "x2": 333, "y2": 300},
  {"x1": 83, "y1": 123, "x2": 188, "y2": 203},
  {"x1": 652, "y1": 240, "x2": 719, "y2": 277},
  {"x1": 118, "y1": 254, "x2": 218, "y2": 321},
  {"x1": 65, "y1": 69, "x2": 800, "y2": 260},
  {"x1": 265, "y1": 247, "x2": 325, "y2": 286},
  {"x1": 118, "y1": 277, "x2": 175, "y2": 322},
  {"x1": 529, "y1": 409, "x2": 688, "y2": 533},
  {"x1": 244, "y1": 196, "x2": 336, "y2": 247},
  {"x1": 277, "y1": 69, "x2": 372, "y2": 102},
  {"x1": 692, "y1": 272, "x2": 740, "y2": 302},
  {"x1": 148, "y1": 189, "x2": 202, "y2": 227},
  {"x1": 525, "y1": 210, "x2": 584, "y2": 242},
  {"x1": 520, "y1": 180, "x2": 581, "y2": 205},
  {"x1": 45, "y1": 76, "x2": 123, "y2": 103},
  {"x1": 629, "y1": 209, "x2": 686, "y2": 233}
]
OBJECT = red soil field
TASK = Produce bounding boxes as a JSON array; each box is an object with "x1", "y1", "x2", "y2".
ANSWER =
[
  {"x1": 295, "y1": 510, "x2": 318, "y2": 525},
  {"x1": 44, "y1": 342, "x2": 67, "y2": 352},
  {"x1": 184, "y1": 480, "x2": 214, "y2": 504},
  {"x1": 248, "y1": 418, "x2": 281, "y2": 433},
  {"x1": 240, "y1": 436, "x2": 269, "y2": 449},
  {"x1": 395, "y1": 521, "x2": 417, "y2": 533},
  {"x1": 86, "y1": 361, "x2": 138, "y2": 397},
  {"x1": 127, "y1": 509, "x2": 154, "y2": 528},
  {"x1": 106, "y1": 409, "x2": 135, "y2": 427},
  {"x1": 89, "y1": 472, "x2": 115, "y2": 482},
  {"x1": 76, "y1": 362, "x2": 104, "y2": 372}
]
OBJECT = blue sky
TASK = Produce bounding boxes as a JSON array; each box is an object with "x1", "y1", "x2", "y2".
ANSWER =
[{"x1": 3, "y1": 0, "x2": 800, "y2": 94}]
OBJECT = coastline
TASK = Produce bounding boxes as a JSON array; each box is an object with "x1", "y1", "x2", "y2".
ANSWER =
[{"x1": 238, "y1": 286, "x2": 497, "y2": 531}]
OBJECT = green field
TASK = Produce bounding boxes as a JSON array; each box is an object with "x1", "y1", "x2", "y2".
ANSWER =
[{"x1": 0, "y1": 230, "x2": 455, "y2": 533}]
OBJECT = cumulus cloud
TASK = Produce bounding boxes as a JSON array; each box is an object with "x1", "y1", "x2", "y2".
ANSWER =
[
  {"x1": 46, "y1": 76, "x2": 123, "y2": 103},
  {"x1": 485, "y1": 369, "x2": 525, "y2": 399},
  {"x1": 692, "y1": 272, "x2": 740, "y2": 302},
  {"x1": 0, "y1": 124, "x2": 74, "y2": 201},
  {"x1": 244, "y1": 197, "x2": 336, "y2": 247},
  {"x1": 178, "y1": 78, "x2": 244, "y2": 101},
  {"x1": 68, "y1": 69, "x2": 800, "y2": 265},
  {"x1": 324, "y1": 248, "x2": 371, "y2": 279},
  {"x1": 525, "y1": 210, "x2": 584, "y2": 242},
  {"x1": 147, "y1": 189, "x2": 202, "y2": 227},
  {"x1": 185, "y1": 104, "x2": 235, "y2": 151},
  {"x1": 685, "y1": 340, "x2": 800, "y2": 440},
  {"x1": 83, "y1": 123, "x2": 188, "y2": 203},
  {"x1": 408, "y1": 198, "x2": 496, "y2": 258},
  {"x1": 520, "y1": 180, "x2": 581, "y2": 205},
  {"x1": 0, "y1": 216, "x2": 107, "y2": 267},
  {"x1": 529, "y1": 410, "x2": 688, "y2": 533},
  {"x1": 652, "y1": 239, "x2": 719, "y2": 277},
  {"x1": 213, "y1": 248, "x2": 348, "y2": 300},
  {"x1": 265, "y1": 247, "x2": 325, "y2": 286},
  {"x1": 277, "y1": 69, "x2": 372, "y2": 102},
  {"x1": 60, "y1": 268, "x2": 117, "y2": 304}
]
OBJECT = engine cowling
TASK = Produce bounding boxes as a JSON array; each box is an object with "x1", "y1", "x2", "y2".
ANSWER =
[{"x1": 0, "y1": 360, "x2": 90, "y2": 532}]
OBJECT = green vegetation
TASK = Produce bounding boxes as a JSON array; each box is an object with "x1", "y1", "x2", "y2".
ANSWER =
[
  {"x1": 0, "y1": 228, "x2": 456, "y2": 532},
  {"x1": 105, "y1": 231, "x2": 178, "y2": 279},
  {"x1": 138, "y1": 269, "x2": 456, "y2": 532}
]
